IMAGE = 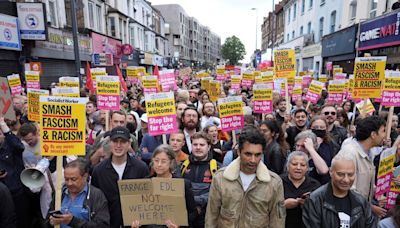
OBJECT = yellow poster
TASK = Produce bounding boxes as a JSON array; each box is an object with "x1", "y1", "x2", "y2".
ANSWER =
[
  {"x1": 356, "y1": 99, "x2": 376, "y2": 116},
  {"x1": 216, "y1": 66, "x2": 225, "y2": 74},
  {"x1": 52, "y1": 87, "x2": 80, "y2": 97},
  {"x1": 28, "y1": 89, "x2": 49, "y2": 122},
  {"x1": 201, "y1": 77, "x2": 212, "y2": 91},
  {"x1": 208, "y1": 81, "x2": 221, "y2": 102},
  {"x1": 328, "y1": 80, "x2": 346, "y2": 93},
  {"x1": 59, "y1": 77, "x2": 80, "y2": 88},
  {"x1": 319, "y1": 74, "x2": 327, "y2": 83},
  {"x1": 90, "y1": 68, "x2": 107, "y2": 88},
  {"x1": 333, "y1": 67, "x2": 343, "y2": 75},
  {"x1": 40, "y1": 96, "x2": 87, "y2": 156},
  {"x1": 255, "y1": 71, "x2": 273, "y2": 84},
  {"x1": 353, "y1": 57, "x2": 386, "y2": 98},
  {"x1": 142, "y1": 76, "x2": 159, "y2": 94},
  {"x1": 242, "y1": 72, "x2": 255, "y2": 81},
  {"x1": 25, "y1": 71, "x2": 40, "y2": 89},
  {"x1": 145, "y1": 92, "x2": 177, "y2": 136},
  {"x1": 274, "y1": 49, "x2": 296, "y2": 80}
]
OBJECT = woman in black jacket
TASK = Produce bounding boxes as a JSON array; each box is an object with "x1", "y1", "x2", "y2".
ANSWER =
[
  {"x1": 131, "y1": 144, "x2": 197, "y2": 228},
  {"x1": 259, "y1": 120, "x2": 290, "y2": 174}
]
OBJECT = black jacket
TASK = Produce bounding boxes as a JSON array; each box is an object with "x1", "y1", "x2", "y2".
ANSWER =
[
  {"x1": 330, "y1": 125, "x2": 347, "y2": 146},
  {"x1": 91, "y1": 155, "x2": 149, "y2": 228},
  {"x1": 264, "y1": 140, "x2": 286, "y2": 175},
  {"x1": 302, "y1": 183, "x2": 377, "y2": 228},
  {"x1": 0, "y1": 131, "x2": 26, "y2": 194},
  {"x1": 0, "y1": 181, "x2": 16, "y2": 228},
  {"x1": 47, "y1": 185, "x2": 110, "y2": 228}
]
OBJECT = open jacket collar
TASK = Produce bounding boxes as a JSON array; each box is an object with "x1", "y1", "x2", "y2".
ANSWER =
[{"x1": 223, "y1": 157, "x2": 271, "y2": 182}]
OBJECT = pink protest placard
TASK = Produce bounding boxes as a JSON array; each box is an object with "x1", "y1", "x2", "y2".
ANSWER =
[
  {"x1": 160, "y1": 69, "x2": 177, "y2": 92},
  {"x1": 216, "y1": 74, "x2": 226, "y2": 81},
  {"x1": 327, "y1": 80, "x2": 346, "y2": 104},
  {"x1": 382, "y1": 71, "x2": 400, "y2": 106},
  {"x1": 96, "y1": 76, "x2": 120, "y2": 110},
  {"x1": 375, "y1": 148, "x2": 396, "y2": 200},
  {"x1": 305, "y1": 80, "x2": 324, "y2": 104},
  {"x1": 218, "y1": 96, "x2": 244, "y2": 132},
  {"x1": 145, "y1": 92, "x2": 177, "y2": 136},
  {"x1": 25, "y1": 71, "x2": 40, "y2": 89},
  {"x1": 253, "y1": 84, "x2": 273, "y2": 114},
  {"x1": 234, "y1": 66, "x2": 241, "y2": 75},
  {"x1": 302, "y1": 75, "x2": 312, "y2": 88},
  {"x1": 7, "y1": 74, "x2": 23, "y2": 95},
  {"x1": 230, "y1": 75, "x2": 242, "y2": 90},
  {"x1": 334, "y1": 73, "x2": 346, "y2": 80}
]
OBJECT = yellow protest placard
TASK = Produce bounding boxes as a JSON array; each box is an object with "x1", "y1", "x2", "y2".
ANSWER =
[
  {"x1": 255, "y1": 71, "x2": 273, "y2": 84},
  {"x1": 274, "y1": 49, "x2": 296, "y2": 80},
  {"x1": 127, "y1": 66, "x2": 146, "y2": 83},
  {"x1": 216, "y1": 66, "x2": 225, "y2": 74},
  {"x1": 142, "y1": 76, "x2": 159, "y2": 94},
  {"x1": 319, "y1": 74, "x2": 327, "y2": 83},
  {"x1": 40, "y1": 96, "x2": 87, "y2": 156},
  {"x1": 28, "y1": 89, "x2": 49, "y2": 122},
  {"x1": 90, "y1": 68, "x2": 107, "y2": 88},
  {"x1": 208, "y1": 81, "x2": 221, "y2": 102},
  {"x1": 96, "y1": 76, "x2": 120, "y2": 110},
  {"x1": 253, "y1": 84, "x2": 273, "y2": 113},
  {"x1": 59, "y1": 77, "x2": 80, "y2": 88},
  {"x1": 201, "y1": 77, "x2": 212, "y2": 91},
  {"x1": 218, "y1": 96, "x2": 244, "y2": 131},
  {"x1": 52, "y1": 87, "x2": 80, "y2": 97},
  {"x1": 25, "y1": 71, "x2": 40, "y2": 89},
  {"x1": 7, "y1": 74, "x2": 23, "y2": 95},
  {"x1": 328, "y1": 81, "x2": 346, "y2": 93},
  {"x1": 242, "y1": 72, "x2": 255, "y2": 81},
  {"x1": 145, "y1": 92, "x2": 177, "y2": 136},
  {"x1": 353, "y1": 57, "x2": 386, "y2": 98},
  {"x1": 356, "y1": 99, "x2": 376, "y2": 116}
]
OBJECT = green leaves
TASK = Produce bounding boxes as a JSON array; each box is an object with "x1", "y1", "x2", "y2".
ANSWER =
[{"x1": 221, "y1": 36, "x2": 246, "y2": 65}]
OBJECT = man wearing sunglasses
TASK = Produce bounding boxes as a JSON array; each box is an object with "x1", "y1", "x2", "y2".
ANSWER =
[{"x1": 321, "y1": 104, "x2": 347, "y2": 146}]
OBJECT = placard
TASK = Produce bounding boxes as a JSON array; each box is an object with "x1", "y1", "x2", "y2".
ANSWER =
[
  {"x1": 241, "y1": 71, "x2": 254, "y2": 87},
  {"x1": 96, "y1": 76, "x2": 120, "y2": 110},
  {"x1": 305, "y1": 80, "x2": 324, "y2": 104},
  {"x1": 382, "y1": 71, "x2": 400, "y2": 106},
  {"x1": 253, "y1": 83, "x2": 273, "y2": 114},
  {"x1": 230, "y1": 75, "x2": 242, "y2": 90},
  {"x1": 274, "y1": 49, "x2": 296, "y2": 80},
  {"x1": 376, "y1": 148, "x2": 396, "y2": 199},
  {"x1": 51, "y1": 87, "x2": 80, "y2": 97},
  {"x1": 25, "y1": 70, "x2": 40, "y2": 89},
  {"x1": 159, "y1": 69, "x2": 177, "y2": 92},
  {"x1": 118, "y1": 178, "x2": 187, "y2": 226},
  {"x1": 59, "y1": 77, "x2": 80, "y2": 88},
  {"x1": 327, "y1": 80, "x2": 346, "y2": 104},
  {"x1": 28, "y1": 88, "x2": 49, "y2": 122},
  {"x1": 90, "y1": 68, "x2": 107, "y2": 89},
  {"x1": 40, "y1": 96, "x2": 87, "y2": 156},
  {"x1": 145, "y1": 92, "x2": 177, "y2": 136},
  {"x1": 142, "y1": 76, "x2": 158, "y2": 94},
  {"x1": 218, "y1": 96, "x2": 244, "y2": 132},
  {"x1": 7, "y1": 74, "x2": 23, "y2": 95},
  {"x1": 208, "y1": 80, "x2": 221, "y2": 102},
  {"x1": 0, "y1": 78, "x2": 16, "y2": 120},
  {"x1": 127, "y1": 66, "x2": 145, "y2": 83},
  {"x1": 319, "y1": 74, "x2": 327, "y2": 83},
  {"x1": 356, "y1": 99, "x2": 375, "y2": 116},
  {"x1": 353, "y1": 57, "x2": 386, "y2": 98}
]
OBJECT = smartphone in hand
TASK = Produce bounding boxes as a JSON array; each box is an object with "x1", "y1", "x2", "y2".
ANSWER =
[{"x1": 49, "y1": 210, "x2": 63, "y2": 217}]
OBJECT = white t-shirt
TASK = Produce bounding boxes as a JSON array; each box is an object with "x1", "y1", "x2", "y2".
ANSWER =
[
  {"x1": 112, "y1": 161, "x2": 127, "y2": 180},
  {"x1": 338, "y1": 212, "x2": 350, "y2": 228},
  {"x1": 239, "y1": 171, "x2": 256, "y2": 191}
]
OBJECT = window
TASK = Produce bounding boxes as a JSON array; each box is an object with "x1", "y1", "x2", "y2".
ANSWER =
[
  {"x1": 350, "y1": 0, "x2": 357, "y2": 20},
  {"x1": 288, "y1": 8, "x2": 291, "y2": 24},
  {"x1": 301, "y1": 0, "x2": 305, "y2": 13},
  {"x1": 96, "y1": 5, "x2": 102, "y2": 31},
  {"x1": 88, "y1": 2, "x2": 94, "y2": 28},
  {"x1": 319, "y1": 17, "x2": 324, "y2": 40},
  {"x1": 330, "y1": 11, "x2": 336, "y2": 33},
  {"x1": 309, "y1": 0, "x2": 313, "y2": 9},
  {"x1": 292, "y1": 30, "x2": 295, "y2": 39},
  {"x1": 109, "y1": 17, "x2": 116, "y2": 37},
  {"x1": 307, "y1": 22, "x2": 312, "y2": 34},
  {"x1": 48, "y1": 0, "x2": 58, "y2": 27},
  {"x1": 369, "y1": 0, "x2": 378, "y2": 18},
  {"x1": 130, "y1": 27, "x2": 135, "y2": 47},
  {"x1": 320, "y1": 0, "x2": 326, "y2": 6},
  {"x1": 287, "y1": 33, "x2": 290, "y2": 41},
  {"x1": 300, "y1": 26, "x2": 304, "y2": 35},
  {"x1": 293, "y1": 3, "x2": 297, "y2": 20}
]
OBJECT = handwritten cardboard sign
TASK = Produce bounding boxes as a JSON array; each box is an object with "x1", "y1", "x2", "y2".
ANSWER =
[
  {"x1": 0, "y1": 77, "x2": 16, "y2": 120},
  {"x1": 118, "y1": 178, "x2": 187, "y2": 226}
]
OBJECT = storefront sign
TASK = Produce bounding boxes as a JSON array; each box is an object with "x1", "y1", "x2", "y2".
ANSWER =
[
  {"x1": 91, "y1": 32, "x2": 121, "y2": 63},
  {"x1": 359, "y1": 11, "x2": 400, "y2": 51},
  {"x1": 0, "y1": 13, "x2": 21, "y2": 51},
  {"x1": 321, "y1": 25, "x2": 356, "y2": 57},
  {"x1": 302, "y1": 43, "x2": 321, "y2": 58},
  {"x1": 92, "y1": 53, "x2": 113, "y2": 66},
  {"x1": 17, "y1": 3, "x2": 46, "y2": 40}
]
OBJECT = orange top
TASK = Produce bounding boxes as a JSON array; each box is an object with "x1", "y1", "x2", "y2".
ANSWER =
[{"x1": 176, "y1": 150, "x2": 188, "y2": 163}]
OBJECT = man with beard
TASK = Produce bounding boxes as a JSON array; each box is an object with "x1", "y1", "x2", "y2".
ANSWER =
[
  {"x1": 181, "y1": 106, "x2": 201, "y2": 154},
  {"x1": 337, "y1": 116, "x2": 387, "y2": 218},
  {"x1": 200, "y1": 101, "x2": 220, "y2": 129},
  {"x1": 274, "y1": 98, "x2": 289, "y2": 127},
  {"x1": 321, "y1": 104, "x2": 347, "y2": 146},
  {"x1": 286, "y1": 109, "x2": 308, "y2": 150}
]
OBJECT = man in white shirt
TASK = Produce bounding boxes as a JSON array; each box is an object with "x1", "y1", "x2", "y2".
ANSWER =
[{"x1": 200, "y1": 101, "x2": 220, "y2": 130}]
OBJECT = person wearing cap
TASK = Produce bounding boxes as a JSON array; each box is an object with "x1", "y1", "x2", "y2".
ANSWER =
[{"x1": 91, "y1": 126, "x2": 149, "y2": 228}]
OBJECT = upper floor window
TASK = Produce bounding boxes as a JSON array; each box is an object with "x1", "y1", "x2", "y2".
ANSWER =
[{"x1": 330, "y1": 11, "x2": 336, "y2": 33}]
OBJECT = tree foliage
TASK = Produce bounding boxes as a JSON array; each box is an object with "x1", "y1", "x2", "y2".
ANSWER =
[{"x1": 221, "y1": 36, "x2": 246, "y2": 65}]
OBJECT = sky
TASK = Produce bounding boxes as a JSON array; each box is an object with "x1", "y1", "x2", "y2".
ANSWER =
[{"x1": 150, "y1": 0, "x2": 274, "y2": 63}]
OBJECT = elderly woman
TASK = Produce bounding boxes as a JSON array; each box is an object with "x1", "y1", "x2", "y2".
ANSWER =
[{"x1": 281, "y1": 151, "x2": 320, "y2": 228}]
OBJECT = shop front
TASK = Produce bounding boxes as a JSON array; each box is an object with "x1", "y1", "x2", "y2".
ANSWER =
[
  {"x1": 302, "y1": 43, "x2": 322, "y2": 78},
  {"x1": 358, "y1": 11, "x2": 400, "y2": 70},
  {"x1": 321, "y1": 25, "x2": 357, "y2": 75}
]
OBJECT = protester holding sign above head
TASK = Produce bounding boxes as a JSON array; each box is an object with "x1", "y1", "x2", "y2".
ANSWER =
[
  {"x1": 180, "y1": 132, "x2": 221, "y2": 228},
  {"x1": 131, "y1": 145, "x2": 197, "y2": 228},
  {"x1": 205, "y1": 127, "x2": 286, "y2": 228},
  {"x1": 48, "y1": 158, "x2": 110, "y2": 228},
  {"x1": 91, "y1": 127, "x2": 149, "y2": 228}
]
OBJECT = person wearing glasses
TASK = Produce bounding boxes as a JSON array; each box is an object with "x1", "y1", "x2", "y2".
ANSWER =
[{"x1": 321, "y1": 104, "x2": 348, "y2": 146}]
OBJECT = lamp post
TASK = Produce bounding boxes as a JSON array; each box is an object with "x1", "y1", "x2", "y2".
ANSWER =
[
  {"x1": 251, "y1": 8, "x2": 258, "y2": 51},
  {"x1": 70, "y1": 0, "x2": 82, "y2": 88},
  {"x1": 271, "y1": 0, "x2": 275, "y2": 65}
]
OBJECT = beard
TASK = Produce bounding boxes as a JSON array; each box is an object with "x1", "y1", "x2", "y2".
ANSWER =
[{"x1": 184, "y1": 121, "x2": 198, "y2": 130}]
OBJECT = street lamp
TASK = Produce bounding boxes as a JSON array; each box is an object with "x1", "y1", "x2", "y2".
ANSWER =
[{"x1": 251, "y1": 8, "x2": 258, "y2": 51}]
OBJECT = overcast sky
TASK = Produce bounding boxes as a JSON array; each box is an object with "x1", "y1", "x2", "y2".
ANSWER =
[{"x1": 150, "y1": 0, "x2": 274, "y2": 63}]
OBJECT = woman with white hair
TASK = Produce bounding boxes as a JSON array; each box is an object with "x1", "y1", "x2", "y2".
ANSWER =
[{"x1": 281, "y1": 151, "x2": 320, "y2": 228}]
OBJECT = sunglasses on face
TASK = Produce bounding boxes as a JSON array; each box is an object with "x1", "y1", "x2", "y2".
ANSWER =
[{"x1": 324, "y1": 111, "x2": 336, "y2": 116}]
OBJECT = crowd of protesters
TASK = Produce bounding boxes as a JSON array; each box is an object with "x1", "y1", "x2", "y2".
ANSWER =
[{"x1": 1, "y1": 68, "x2": 400, "y2": 228}]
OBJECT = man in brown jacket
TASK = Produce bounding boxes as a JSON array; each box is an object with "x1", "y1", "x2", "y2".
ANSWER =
[{"x1": 205, "y1": 127, "x2": 286, "y2": 228}]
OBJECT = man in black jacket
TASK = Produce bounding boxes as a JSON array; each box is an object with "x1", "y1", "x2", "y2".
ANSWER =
[
  {"x1": 302, "y1": 153, "x2": 376, "y2": 228},
  {"x1": 91, "y1": 127, "x2": 149, "y2": 228},
  {"x1": 48, "y1": 158, "x2": 109, "y2": 227},
  {"x1": 0, "y1": 181, "x2": 16, "y2": 228}
]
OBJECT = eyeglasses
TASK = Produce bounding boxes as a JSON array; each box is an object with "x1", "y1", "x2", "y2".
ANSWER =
[{"x1": 324, "y1": 111, "x2": 336, "y2": 116}]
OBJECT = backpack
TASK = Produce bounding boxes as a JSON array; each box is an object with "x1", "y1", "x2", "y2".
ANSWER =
[{"x1": 180, "y1": 158, "x2": 218, "y2": 177}]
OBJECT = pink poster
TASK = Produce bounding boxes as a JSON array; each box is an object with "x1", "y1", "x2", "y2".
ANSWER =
[
  {"x1": 234, "y1": 66, "x2": 241, "y2": 75},
  {"x1": 160, "y1": 69, "x2": 177, "y2": 92},
  {"x1": 334, "y1": 73, "x2": 346, "y2": 80},
  {"x1": 305, "y1": 81, "x2": 324, "y2": 104},
  {"x1": 218, "y1": 96, "x2": 244, "y2": 132},
  {"x1": 327, "y1": 93, "x2": 344, "y2": 104},
  {"x1": 216, "y1": 74, "x2": 226, "y2": 81},
  {"x1": 382, "y1": 71, "x2": 400, "y2": 106},
  {"x1": 96, "y1": 76, "x2": 120, "y2": 110},
  {"x1": 91, "y1": 32, "x2": 122, "y2": 64},
  {"x1": 302, "y1": 75, "x2": 312, "y2": 88},
  {"x1": 145, "y1": 92, "x2": 178, "y2": 136},
  {"x1": 27, "y1": 81, "x2": 40, "y2": 90},
  {"x1": 7, "y1": 74, "x2": 23, "y2": 96},
  {"x1": 241, "y1": 79, "x2": 253, "y2": 88},
  {"x1": 253, "y1": 84, "x2": 273, "y2": 114}
]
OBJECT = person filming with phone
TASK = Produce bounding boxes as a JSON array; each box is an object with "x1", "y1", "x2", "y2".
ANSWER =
[
  {"x1": 47, "y1": 158, "x2": 110, "y2": 228},
  {"x1": 281, "y1": 151, "x2": 320, "y2": 228}
]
